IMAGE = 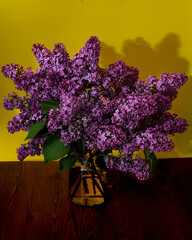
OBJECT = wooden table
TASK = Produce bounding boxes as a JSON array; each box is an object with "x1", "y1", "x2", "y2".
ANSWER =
[{"x1": 0, "y1": 159, "x2": 192, "y2": 240}]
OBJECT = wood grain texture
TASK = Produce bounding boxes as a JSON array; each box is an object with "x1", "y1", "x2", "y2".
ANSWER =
[{"x1": 0, "y1": 159, "x2": 192, "y2": 240}]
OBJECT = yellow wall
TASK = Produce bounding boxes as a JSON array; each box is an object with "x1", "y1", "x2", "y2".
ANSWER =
[{"x1": 1, "y1": 0, "x2": 192, "y2": 161}]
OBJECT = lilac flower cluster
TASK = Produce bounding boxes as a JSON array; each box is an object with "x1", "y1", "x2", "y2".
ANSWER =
[
  {"x1": 105, "y1": 155, "x2": 150, "y2": 180},
  {"x1": 2, "y1": 36, "x2": 189, "y2": 180},
  {"x1": 86, "y1": 125, "x2": 127, "y2": 152},
  {"x1": 16, "y1": 139, "x2": 42, "y2": 161},
  {"x1": 147, "y1": 73, "x2": 188, "y2": 100}
]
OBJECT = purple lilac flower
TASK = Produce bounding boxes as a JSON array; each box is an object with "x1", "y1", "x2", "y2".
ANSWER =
[
  {"x1": 147, "y1": 73, "x2": 188, "y2": 100},
  {"x1": 112, "y1": 92, "x2": 171, "y2": 133},
  {"x1": 108, "y1": 61, "x2": 139, "y2": 90},
  {"x1": 136, "y1": 130, "x2": 174, "y2": 152},
  {"x1": 3, "y1": 92, "x2": 23, "y2": 110},
  {"x1": 96, "y1": 125, "x2": 127, "y2": 151},
  {"x1": 105, "y1": 155, "x2": 150, "y2": 180},
  {"x1": 2, "y1": 36, "x2": 189, "y2": 180},
  {"x1": 17, "y1": 140, "x2": 42, "y2": 161},
  {"x1": 47, "y1": 109, "x2": 63, "y2": 132},
  {"x1": 32, "y1": 43, "x2": 51, "y2": 68}
]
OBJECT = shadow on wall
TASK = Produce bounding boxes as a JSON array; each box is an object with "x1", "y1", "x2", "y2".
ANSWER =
[
  {"x1": 100, "y1": 33, "x2": 189, "y2": 79},
  {"x1": 100, "y1": 33, "x2": 192, "y2": 157}
]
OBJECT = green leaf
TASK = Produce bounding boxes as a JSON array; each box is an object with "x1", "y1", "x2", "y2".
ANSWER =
[
  {"x1": 43, "y1": 133, "x2": 71, "y2": 163},
  {"x1": 38, "y1": 127, "x2": 50, "y2": 138},
  {"x1": 144, "y1": 149, "x2": 158, "y2": 177},
  {"x1": 59, "y1": 155, "x2": 77, "y2": 172},
  {"x1": 144, "y1": 149, "x2": 151, "y2": 164},
  {"x1": 40, "y1": 100, "x2": 60, "y2": 114},
  {"x1": 25, "y1": 121, "x2": 47, "y2": 140},
  {"x1": 150, "y1": 152, "x2": 158, "y2": 176}
]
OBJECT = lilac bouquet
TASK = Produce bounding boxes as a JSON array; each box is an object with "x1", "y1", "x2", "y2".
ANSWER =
[{"x1": 2, "y1": 36, "x2": 189, "y2": 180}]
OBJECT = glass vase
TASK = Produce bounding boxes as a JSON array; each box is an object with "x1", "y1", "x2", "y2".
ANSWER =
[{"x1": 69, "y1": 156, "x2": 107, "y2": 207}]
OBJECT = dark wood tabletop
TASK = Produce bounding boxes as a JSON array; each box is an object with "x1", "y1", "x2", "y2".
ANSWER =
[{"x1": 0, "y1": 158, "x2": 192, "y2": 240}]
